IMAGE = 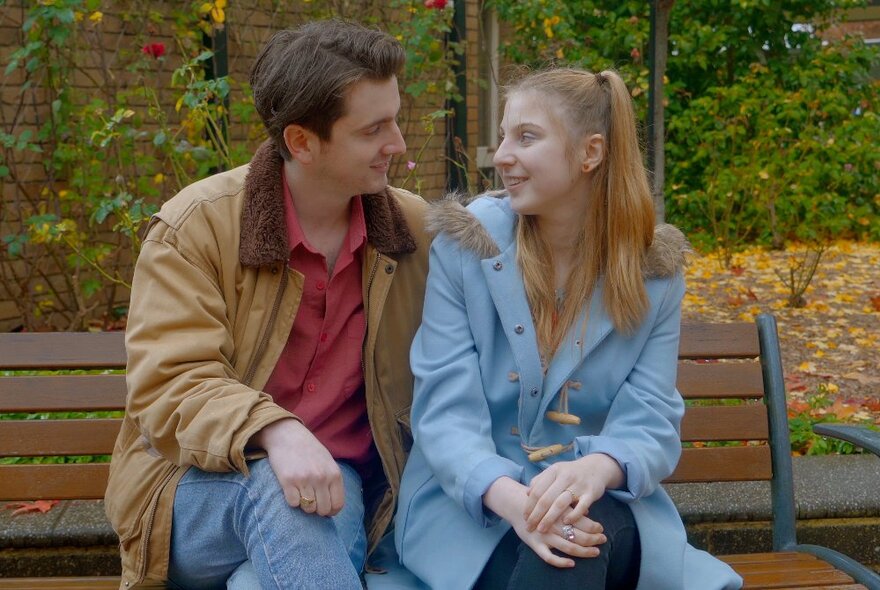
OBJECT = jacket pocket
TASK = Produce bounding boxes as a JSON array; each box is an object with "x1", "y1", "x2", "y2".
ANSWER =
[{"x1": 395, "y1": 405, "x2": 413, "y2": 453}]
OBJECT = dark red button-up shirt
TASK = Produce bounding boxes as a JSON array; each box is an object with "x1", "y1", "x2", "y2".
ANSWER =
[{"x1": 263, "y1": 170, "x2": 374, "y2": 469}]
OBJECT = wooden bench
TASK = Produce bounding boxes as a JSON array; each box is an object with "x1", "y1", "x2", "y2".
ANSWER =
[
  {"x1": 0, "y1": 331, "x2": 124, "y2": 589},
  {"x1": 1, "y1": 315, "x2": 878, "y2": 589},
  {"x1": 669, "y1": 314, "x2": 880, "y2": 589}
]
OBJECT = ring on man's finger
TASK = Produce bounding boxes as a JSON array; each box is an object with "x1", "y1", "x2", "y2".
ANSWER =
[
  {"x1": 561, "y1": 524, "x2": 576, "y2": 542},
  {"x1": 299, "y1": 496, "x2": 315, "y2": 507}
]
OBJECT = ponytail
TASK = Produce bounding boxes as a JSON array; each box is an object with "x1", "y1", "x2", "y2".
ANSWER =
[{"x1": 598, "y1": 70, "x2": 655, "y2": 333}]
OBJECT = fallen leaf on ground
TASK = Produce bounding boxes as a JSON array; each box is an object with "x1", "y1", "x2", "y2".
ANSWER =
[
  {"x1": 4, "y1": 500, "x2": 59, "y2": 515},
  {"x1": 829, "y1": 400, "x2": 858, "y2": 420},
  {"x1": 841, "y1": 372, "x2": 880, "y2": 386}
]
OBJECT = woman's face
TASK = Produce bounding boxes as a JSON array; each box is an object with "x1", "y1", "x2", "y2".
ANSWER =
[{"x1": 493, "y1": 91, "x2": 591, "y2": 223}]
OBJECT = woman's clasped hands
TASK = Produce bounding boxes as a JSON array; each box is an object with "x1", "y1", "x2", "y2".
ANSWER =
[{"x1": 515, "y1": 453, "x2": 626, "y2": 567}]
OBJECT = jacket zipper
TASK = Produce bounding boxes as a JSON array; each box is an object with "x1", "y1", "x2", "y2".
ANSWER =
[
  {"x1": 361, "y1": 251, "x2": 381, "y2": 375},
  {"x1": 243, "y1": 267, "x2": 288, "y2": 386},
  {"x1": 136, "y1": 465, "x2": 177, "y2": 583}
]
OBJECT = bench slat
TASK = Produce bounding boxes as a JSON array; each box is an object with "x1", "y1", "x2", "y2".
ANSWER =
[
  {"x1": 740, "y1": 569, "x2": 855, "y2": 588},
  {"x1": 677, "y1": 361, "x2": 765, "y2": 399},
  {"x1": 0, "y1": 375, "x2": 127, "y2": 412},
  {"x1": 734, "y1": 559, "x2": 837, "y2": 574},
  {"x1": 665, "y1": 446, "x2": 772, "y2": 483},
  {"x1": 0, "y1": 419, "x2": 120, "y2": 457},
  {"x1": 679, "y1": 322, "x2": 760, "y2": 359},
  {"x1": 680, "y1": 404, "x2": 769, "y2": 442},
  {"x1": 0, "y1": 464, "x2": 109, "y2": 500},
  {"x1": 0, "y1": 332, "x2": 126, "y2": 370},
  {"x1": 721, "y1": 552, "x2": 823, "y2": 564}
]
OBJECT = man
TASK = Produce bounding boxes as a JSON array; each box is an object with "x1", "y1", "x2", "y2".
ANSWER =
[{"x1": 105, "y1": 20, "x2": 429, "y2": 589}]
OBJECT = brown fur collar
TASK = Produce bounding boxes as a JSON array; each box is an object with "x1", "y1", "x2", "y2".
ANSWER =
[
  {"x1": 426, "y1": 193, "x2": 691, "y2": 278},
  {"x1": 240, "y1": 141, "x2": 417, "y2": 268}
]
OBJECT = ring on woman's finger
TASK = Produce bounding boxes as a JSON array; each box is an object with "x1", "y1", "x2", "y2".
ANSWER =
[
  {"x1": 563, "y1": 488, "x2": 577, "y2": 503},
  {"x1": 561, "y1": 524, "x2": 576, "y2": 542}
]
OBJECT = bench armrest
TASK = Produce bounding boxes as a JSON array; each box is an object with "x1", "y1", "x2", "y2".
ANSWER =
[
  {"x1": 813, "y1": 424, "x2": 880, "y2": 458},
  {"x1": 795, "y1": 544, "x2": 880, "y2": 589}
]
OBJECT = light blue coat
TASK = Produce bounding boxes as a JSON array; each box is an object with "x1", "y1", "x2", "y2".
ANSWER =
[{"x1": 391, "y1": 195, "x2": 742, "y2": 590}]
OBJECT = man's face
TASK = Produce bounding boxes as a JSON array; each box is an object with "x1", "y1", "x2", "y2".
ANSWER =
[{"x1": 313, "y1": 76, "x2": 406, "y2": 198}]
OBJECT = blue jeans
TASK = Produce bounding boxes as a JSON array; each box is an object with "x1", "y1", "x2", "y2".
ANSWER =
[{"x1": 168, "y1": 458, "x2": 367, "y2": 589}]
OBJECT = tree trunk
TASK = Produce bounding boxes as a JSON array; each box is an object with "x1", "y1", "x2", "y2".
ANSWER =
[{"x1": 648, "y1": 0, "x2": 674, "y2": 223}]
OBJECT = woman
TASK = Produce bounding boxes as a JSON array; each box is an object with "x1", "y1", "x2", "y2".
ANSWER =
[{"x1": 393, "y1": 68, "x2": 742, "y2": 589}]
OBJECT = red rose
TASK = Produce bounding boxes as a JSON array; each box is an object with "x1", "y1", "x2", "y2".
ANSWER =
[
  {"x1": 424, "y1": 0, "x2": 448, "y2": 8},
  {"x1": 142, "y1": 42, "x2": 166, "y2": 59}
]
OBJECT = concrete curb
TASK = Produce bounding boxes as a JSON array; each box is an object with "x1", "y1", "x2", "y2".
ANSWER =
[{"x1": 1, "y1": 454, "x2": 878, "y2": 576}]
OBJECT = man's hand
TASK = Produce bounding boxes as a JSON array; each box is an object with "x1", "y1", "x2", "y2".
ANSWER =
[
  {"x1": 483, "y1": 477, "x2": 606, "y2": 568},
  {"x1": 249, "y1": 418, "x2": 344, "y2": 516}
]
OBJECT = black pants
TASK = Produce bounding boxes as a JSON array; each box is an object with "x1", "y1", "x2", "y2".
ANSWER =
[{"x1": 475, "y1": 493, "x2": 641, "y2": 590}]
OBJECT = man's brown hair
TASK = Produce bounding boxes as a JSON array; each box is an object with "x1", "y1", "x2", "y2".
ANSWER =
[{"x1": 250, "y1": 19, "x2": 406, "y2": 159}]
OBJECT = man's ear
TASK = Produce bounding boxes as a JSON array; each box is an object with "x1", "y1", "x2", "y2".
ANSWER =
[
  {"x1": 580, "y1": 133, "x2": 605, "y2": 173},
  {"x1": 282, "y1": 124, "x2": 318, "y2": 164}
]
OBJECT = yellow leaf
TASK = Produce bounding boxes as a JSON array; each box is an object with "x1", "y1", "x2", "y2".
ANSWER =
[
  {"x1": 799, "y1": 361, "x2": 817, "y2": 372},
  {"x1": 89, "y1": 11, "x2": 103, "y2": 23},
  {"x1": 211, "y1": 7, "x2": 225, "y2": 24},
  {"x1": 758, "y1": 170, "x2": 769, "y2": 180},
  {"x1": 199, "y1": 3, "x2": 213, "y2": 15}
]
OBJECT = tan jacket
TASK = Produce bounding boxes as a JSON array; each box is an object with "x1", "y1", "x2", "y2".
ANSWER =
[{"x1": 105, "y1": 142, "x2": 430, "y2": 588}]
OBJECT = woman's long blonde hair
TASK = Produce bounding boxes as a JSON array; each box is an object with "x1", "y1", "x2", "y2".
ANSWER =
[{"x1": 509, "y1": 68, "x2": 655, "y2": 359}]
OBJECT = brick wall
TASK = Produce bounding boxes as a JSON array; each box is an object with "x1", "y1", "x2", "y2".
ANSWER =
[{"x1": 0, "y1": 1, "x2": 482, "y2": 331}]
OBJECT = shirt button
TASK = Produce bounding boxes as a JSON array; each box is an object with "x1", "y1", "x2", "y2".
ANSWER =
[
  {"x1": 320, "y1": 333, "x2": 328, "y2": 343},
  {"x1": 384, "y1": 264, "x2": 395, "y2": 274},
  {"x1": 530, "y1": 387, "x2": 539, "y2": 397},
  {"x1": 316, "y1": 280, "x2": 326, "y2": 291},
  {"x1": 493, "y1": 261, "x2": 503, "y2": 271},
  {"x1": 307, "y1": 383, "x2": 316, "y2": 393},
  {"x1": 514, "y1": 324, "x2": 524, "y2": 334}
]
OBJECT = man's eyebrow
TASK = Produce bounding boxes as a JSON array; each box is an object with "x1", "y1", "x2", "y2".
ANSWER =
[{"x1": 358, "y1": 115, "x2": 397, "y2": 131}]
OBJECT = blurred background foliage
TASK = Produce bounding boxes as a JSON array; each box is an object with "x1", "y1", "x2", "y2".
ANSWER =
[{"x1": 0, "y1": 0, "x2": 878, "y2": 331}]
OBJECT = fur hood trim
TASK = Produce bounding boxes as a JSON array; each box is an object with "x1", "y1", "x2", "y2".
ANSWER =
[
  {"x1": 239, "y1": 141, "x2": 417, "y2": 267},
  {"x1": 426, "y1": 193, "x2": 691, "y2": 278}
]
